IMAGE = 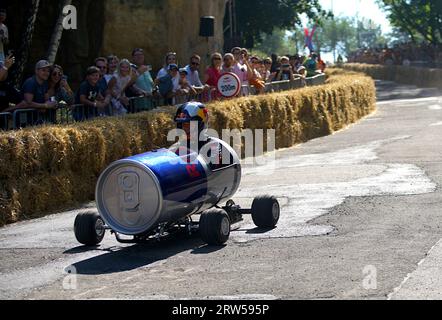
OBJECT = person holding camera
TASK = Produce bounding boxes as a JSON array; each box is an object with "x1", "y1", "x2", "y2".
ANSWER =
[{"x1": 273, "y1": 56, "x2": 295, "y2": 82}]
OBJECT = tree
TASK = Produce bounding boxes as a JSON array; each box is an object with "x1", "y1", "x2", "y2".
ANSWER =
[
  {"x1": 230, "y1": 0, "x2": 329, "y2": 48},
  {"x1": 12, "y1": 0, "x2": 40, "y2": 88},
  {"x1": 378, "y1": 0, "x2": 442, "y2": 45},
  {"x1": 46, "y1": 0, "x2": 72, "y2": 64}
]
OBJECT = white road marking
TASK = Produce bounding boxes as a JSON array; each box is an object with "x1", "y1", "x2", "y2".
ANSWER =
[
  {"x1": 377, "y1": 97, "x2": 440, "y2": 106},
  {"x1": 430, "y1": 122, "x2": 442, "y2": 126},
  {"x1": 388, "y1": 239, "x2": 442, "y2": 300},
  {"x1": 232, "y1": 136, "x2": 436, "y2": 242},
  {"x1": 428, "y1": 105, "x2": 442, "y2": 110}
]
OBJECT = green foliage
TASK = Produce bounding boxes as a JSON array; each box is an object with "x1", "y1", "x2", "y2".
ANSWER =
[
  {"x1": 252, "y1": 29, "x2": 297, "y2": 56},
  {"x1": 233, "y1": 0, "x2": 330, "y2": 47},
  {"x1": 378, "y1": 0, "x2": 442, "y2": 45}
]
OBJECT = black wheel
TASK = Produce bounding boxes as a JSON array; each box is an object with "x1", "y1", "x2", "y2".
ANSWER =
[
  {"x1": 199, "y1": 208, "x2": 231, "y2": 246},
  {"x1": 74, "y1": 211, "x2": 106, "y2": 246},
  {"x1": 251, "y1": 196, "x2": 280, "y2": 228}
]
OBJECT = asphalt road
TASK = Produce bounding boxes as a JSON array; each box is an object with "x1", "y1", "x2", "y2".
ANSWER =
[{"x1": 1, "y1": 80, "x2": 442, "y2": 300}]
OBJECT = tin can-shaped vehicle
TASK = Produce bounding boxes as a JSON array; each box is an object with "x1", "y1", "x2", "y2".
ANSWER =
[
  {"x1": 74, "y1": 137, "x2": 280, "y2": 246},
  {"x1": 74, "y1": 102, "x2": 280, "y2": 246}
]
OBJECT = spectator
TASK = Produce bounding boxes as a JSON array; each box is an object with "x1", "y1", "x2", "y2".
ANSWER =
[
  {"x1": 249, "y1": 56, "x2": 266, "y2": 94},
  {"x1": 177, "y1": 68, "x2": 196, "y2": 98},
  {"x1": 155, "y1": 64, "x2": 179, "y2": 105},
  {"x1": 317, "y1": 54, "x2": 326, "y2": 73},
  {"x1": 262, "y1": 57, "x2": 272, "y2": 83},
  {"x1": 47, "y1": 64, "x2": 74, "y2": 105},
  {"x1": 295, "y1": 66, "x2": 307, "y2": 87},
  {"x1": 0, "y1": 9, "x2": 8, "y2": 63},
  {"x1": 105, "y1": 55, "x2": 119, "y2": 83},
  {"x1": 128, "y1": 48, "x2": 155, "y2": 110},
  {"x1": 304, "y1": 53, "x2": 318, "y2": 78},
  {"x1": 273, "y1": 56, "x2": 295, "y2": 81},
  {"x1": 221, "y1": 53, "x2": 235, "y2": 73},
  {"x1": 75, "y1": 66, "x2": 106, "y2": 120},
  {"x1": 231, "y1": 47, "x2": 242, "y2": 64},
  {"x1": 204, "y1": 52, "x2": 222, "y2": 100},
  {"x1": 19, "y1": 60, "x2": 57, "y2": 116},
  {"x1": 95, "y1": 57, "x2": 109, "y2": 94},
  {"x1": 94, "y1": 57, "x2": 111, "y2": 115},
  {"x1": 156, "y1": 52, "x2": 179, "y2": 95},
  {"x1": 234, "y1": 48, "x2": 253, "y2": 95},
  {"x1": 157, "y1": 52, "x2": 178, "y2": 78},
  {"x1": 0, "y1": 53, "x2": 18, "y2": 112},
  {"x1": 108, "y1": 59, "x2": 134, "y2": 115},
  {"x1": 0, "y1": 52, "x2": 13, "y2": 82},
  {"x1": 184, "y1": 54, "x2": 208, "y2": 93},
  {"x1": 205, "y1": 52, "x2": 222, "y2": 88},
  {"x1": 290, "y1": 54, "x2": 302, "y2": 71},
  {"x1": 270, "y1": 53, "x2": 279, "y2": 73},
  {"x1": 130, "y1": 48, "x2": 155, "y2": 96}
]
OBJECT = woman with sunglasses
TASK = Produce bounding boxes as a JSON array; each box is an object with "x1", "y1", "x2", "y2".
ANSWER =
[
  {"x1": 47, "y1": 64, "x2": 74, "y2": 105},
  {"x1": 204, "y1": 52, "x2": 222, "y2": 99}
]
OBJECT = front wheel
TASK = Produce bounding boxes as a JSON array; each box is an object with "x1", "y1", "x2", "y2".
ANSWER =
[
  {"x1": 74, "y1": 211, "x2": 106, "y2": 246},
  {"x1": 199, "y1": 208, "x2": 231, "y2": 246},
  {"x1": 251, "y1": 196, "x2": 280, "y2": 228}
]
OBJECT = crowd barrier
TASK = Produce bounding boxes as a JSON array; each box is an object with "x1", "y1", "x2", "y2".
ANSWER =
[{"x1": 0, "y1": 74, "x2": 326, "y2": 131}]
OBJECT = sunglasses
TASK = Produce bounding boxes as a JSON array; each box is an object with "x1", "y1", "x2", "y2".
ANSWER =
[
  {"x1": 191, "y1": 62, "x2": 200, "y2": 66},
  {"x1": 52, "y1": 72, "x2": 62, "y2": 76},
  {"x1": 213, "y1": 57, "x2": 222, "y2": 61}
]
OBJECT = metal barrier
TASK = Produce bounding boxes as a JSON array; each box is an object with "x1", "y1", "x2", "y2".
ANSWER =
[
  {"x1": 2, "y1": 73, "x2": 327, "y2": 131},
  {"x1": 0, "y1": 112, "x2": 11, "y2": 131}
]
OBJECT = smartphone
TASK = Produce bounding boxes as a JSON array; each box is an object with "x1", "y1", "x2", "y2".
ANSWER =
[
  {"x1": 62, "y1": 75, "x2": 68, "y2": 81},
  {"x1": 7, "y1": 50, "x2": 14, "y2": 56}
]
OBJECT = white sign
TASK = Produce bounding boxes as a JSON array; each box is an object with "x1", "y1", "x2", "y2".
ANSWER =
[{"x1": 217, "y1": 72, "x2": 241, "y2": 98}]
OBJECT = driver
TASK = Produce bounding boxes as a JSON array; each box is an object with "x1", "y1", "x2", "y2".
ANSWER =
[{"x1": 173, "y1": 101, "x2": 229, "y2": 168}]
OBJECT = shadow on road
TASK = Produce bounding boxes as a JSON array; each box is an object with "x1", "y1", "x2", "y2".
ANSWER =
[
  {"x1": 67, "y1": 232, "x2": 223, "y2": 275},
  {"x1": 376, "y1": 80, "x2": 441, "y2": 101}
]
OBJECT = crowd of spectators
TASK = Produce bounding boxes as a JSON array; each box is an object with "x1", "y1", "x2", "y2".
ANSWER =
[
  {"x1": 0, "y1": 35, "x2": 326, "y2": 126},
  {"x1": 347, "y1": 42, "x2": 442, "y2": 67}
]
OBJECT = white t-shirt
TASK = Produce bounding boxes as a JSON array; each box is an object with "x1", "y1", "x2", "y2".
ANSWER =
[
  {"x1": 0, "y1": 24, "x2": 9, "y2": 55},
  {"x1": 184, "y1": 65, "x2": 203, "y2": 87}
]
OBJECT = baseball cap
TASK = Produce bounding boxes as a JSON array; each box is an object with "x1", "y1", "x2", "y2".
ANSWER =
[
  {"x1": 35, "y1": 60, "x2": 52, "y2": 70},
  {"x1": 297, "y1": 66, "x2": 306, "y2": 72},
  {"x1": 168, "y1": 64, "x2": 179, "y2": 71},
  {"x1": 179, "y1": 68, "x2": 188, "y2": 75}
]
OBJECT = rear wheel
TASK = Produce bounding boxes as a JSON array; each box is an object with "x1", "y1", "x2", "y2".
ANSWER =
[
  {"x1": 251, "y1": 196, "x2": 280, "y2": 228},
  {"x1": 199, "y1": 208, "x2": 231, "y2": 246},
  {"x1": 74, "y1": 211, "x2": 106, "y2": 246}
]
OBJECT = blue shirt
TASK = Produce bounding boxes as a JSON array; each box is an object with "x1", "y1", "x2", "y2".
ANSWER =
[
  {"x1": 75, "y1": 80, "x2": 100, "y2": 104},
  {"x1": 22, "y1": 76, "x2": 48, "y2": 104}
]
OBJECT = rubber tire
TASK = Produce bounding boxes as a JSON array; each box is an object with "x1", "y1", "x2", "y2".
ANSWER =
[
  {"x1": 251, "y1": 196, "x2": 280, "y2": 228},
  {"x1": 199, "y1": 208, "x2": 231, "y2": 246},
  {"x1": 74, "y1": 211, "x2": 106, "y2": 246}
]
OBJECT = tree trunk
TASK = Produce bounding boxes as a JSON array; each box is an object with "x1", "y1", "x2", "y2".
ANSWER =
[
  {"x1": 46, "y1": 0, "x2": 73, "y2": 64},
  {"x1": 12, "y1": 0, "x2": 40, "y2": 88}
]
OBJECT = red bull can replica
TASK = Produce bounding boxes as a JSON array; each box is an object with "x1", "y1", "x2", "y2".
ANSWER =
[{"x1": 74, "y1": 103, "x2": 280, "y2": 247}]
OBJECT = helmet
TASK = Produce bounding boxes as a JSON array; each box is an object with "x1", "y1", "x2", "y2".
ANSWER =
[{"x1": 175, "y1": 102, "x2": 209, "y2": 133}]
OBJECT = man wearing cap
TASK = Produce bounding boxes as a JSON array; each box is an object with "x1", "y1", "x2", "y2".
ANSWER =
[{"x1": 20, "y1": 60, "x2": 57, "y2": 111}]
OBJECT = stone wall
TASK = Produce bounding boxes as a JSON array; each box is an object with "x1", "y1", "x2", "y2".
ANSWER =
[{"x1": 102, "y1": 0, "x2": 226, "y2": 72}]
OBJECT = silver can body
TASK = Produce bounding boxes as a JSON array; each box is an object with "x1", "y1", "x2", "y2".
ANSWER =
[{"x1": 95, "y1": 138, "x2": 242, "y2": 235}]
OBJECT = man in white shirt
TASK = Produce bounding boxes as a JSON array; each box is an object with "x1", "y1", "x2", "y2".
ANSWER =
[
  {"x1": 184, "y1": 54, "x2": 209, "y2": 94},
  {"x1": 0, "y1": 9, "x2": 8, "y2": 63}
]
